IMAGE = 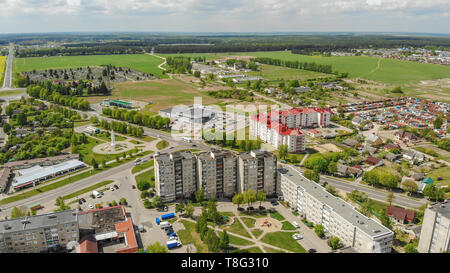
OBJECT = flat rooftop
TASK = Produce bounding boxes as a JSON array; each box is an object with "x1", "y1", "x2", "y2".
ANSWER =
[
  {"x1": 0, "y1": 210, "x2": 78, "y2": 233},
  {"x1": 280, "y1": 166, "x2": 393, "y2": 238},
  {"x1": 77, "y1": 206, "x2": 126, "y2": 234}
]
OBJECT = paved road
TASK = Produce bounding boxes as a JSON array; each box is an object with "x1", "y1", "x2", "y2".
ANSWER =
[
  {"x1": 320, "y1": 176, "x2": 427, "y2": 209},
  {"x1": 2, "y1": 43, "x2": 14, "y2": 89}
]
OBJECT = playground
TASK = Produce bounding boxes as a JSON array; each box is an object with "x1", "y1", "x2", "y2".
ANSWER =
[{"x1": 254, "y1": 217, "x2": 282, "y2": 232}]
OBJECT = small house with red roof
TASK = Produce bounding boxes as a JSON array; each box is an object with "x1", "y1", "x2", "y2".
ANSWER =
[{"x1": 387, "y1": 206, "x2": 415, "y2": 224}]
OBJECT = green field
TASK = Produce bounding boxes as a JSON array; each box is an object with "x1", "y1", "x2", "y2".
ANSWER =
[
  {"x1": 112, "y1": 79, "x2": 217, "y2": 111},
  {"x1": 249, "y1": 64, "x2": 328, "y2": 81},
  {"x1": 14, "y1": 54, "x2": 168, "y2": 78},
  {"x1": 156, "y1": 140, "x2": 169, "y2": 150},
  {"x1": 160, "y1": 51, "x2": 450, "y2": 84}
]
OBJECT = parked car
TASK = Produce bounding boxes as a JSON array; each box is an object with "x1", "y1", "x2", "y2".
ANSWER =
[
  {"x1": 292, "y1": 234, "x2": 303, "y2": 240},
  {"x1": 270, "y1": 201, "x2": 278, "y2": 206},
  {"x1": 292, "y1": 221, "x2": 300, "y2": 228},
  {"x1": 308, "y1": 249, "x2": 317, "y2": 253},
  {"x1": 163, "y1": 206, "x2": 168, "y2": 212},
  {"x1": 237, "y1": 207, "x2": 244, "y2": 212},
  {"x1": 132, "y1": 185, "x2": 136, "y2": 189},
  {"x1": 258, "y1": 206, "x2": 266, "y2": 210},
  {"x1": 81, "y1": 198, "x2": 86, "y2": 203},
  {"x1": 247, "y1": 206, "x2": 254, "y2": 211},
  {"x1": 113, "y1": 185, "x2": 119, "y2": 190},
  {"x1": 78, "y1": 200, "x2": 83, "y2": 205},
  {"x1": 88, "y1": 204, "x2": 94, "y2": 209},
  {"x1": 91, "y1": 194, "x2": 96, "y2": 199},
  {"x1": 110, "y1": 187, "x2": 115, "y2": 191}
]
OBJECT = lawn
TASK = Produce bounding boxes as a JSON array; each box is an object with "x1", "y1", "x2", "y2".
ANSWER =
[
  {"x1": 232, "y1": 246, "x2": 263, "y2": 253},
  {"x1": 217, "y1": 231, "x2": 254, "y2": 246},
  {"x1": 0, "y1": 56, "x2": 5, "y2": 86},
  {"x1": 135, "y1": 168, "x2": 155, "y2": 188},
  {"x1": 62, "y1": 180, "x2": 114, "y2": 200},
  {"x1": 156, "y1": 140, "x2": 169, "y2": 150},
  {"x1": 251, "y1": 229, "x2": 263, "y2": 238},
  {"x1": 131, "y1": 160, "x2": 154, "y2": 174},
  {"x1": 14, "y1": 54, "x2": 168, "y2": 78},
  {"x1": 0, "y1": 90, "x2": 26, "y2": 97},
  {"x1": 224, "y1": 218, "x2": 252, "y2": 238},
  {"x1": 269, "y1": 211, "x2": 285, "y2": 221},
  {"x1": 428, "y1": 167, "x2": 450, "y2": 190},
  {"x1": 281, "y1": 221, "x2": 297, "y2": 231},
  {"x1": 78, "y1": 137, "x2": 126, "y2": 164},
  {"x1": 260, "y1": 232, "x2": 306, "y2": 253},
  {"x1": 178, "y1": 220, "x2": 208, "y2": 253},
  {"x1": 263, "y1": 246, "x2": 286, "y2": 253},
  {"x1": 240, "y1": 217, "x2": 256, "y2": 229}
]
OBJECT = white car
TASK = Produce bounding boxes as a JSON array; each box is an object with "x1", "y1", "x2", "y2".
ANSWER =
[
  {"x1": 88, "y1": 204, "x2": 94, "y2": 209},
  {"x1": 292, "y1": 221, "x2": 300, "y2": 228},
  {"x1": 292, "y1": 234, "x2": 303, "y2": 240},
  {"x1": 110, "y1": 187, "x2": 115, "y2": 191}
]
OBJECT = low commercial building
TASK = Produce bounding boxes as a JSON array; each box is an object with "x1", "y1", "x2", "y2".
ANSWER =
[
  {"x1": 102, "y1": 99, "x2": 133, "y2": 109},
  {"x1": 0, "y1": 210, "x2": 79, "y2": 253},
  {"x1": 12, "y1": 159, "x2": 86, "y2": 191},
  {"x1": 159, "y1": 104, "x2": 217, "y2": 125},
  {"x1": 77, "y1": 205, "x2": 138, "y2": 253},
  {"x1": 418, "y1": 201, "x2": 450, "y2": 253},
  {"x1": 278, "y1": 166, "x2": 394, "y2": 253}
]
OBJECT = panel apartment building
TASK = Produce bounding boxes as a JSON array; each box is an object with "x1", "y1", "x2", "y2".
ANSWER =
[
  {"x1": 250, "y1": 107, "x2": 333, "y2": 152},
  {"x1": 237, "y1": 151, "x2": 277, "y2": 195},
  {"x1": 278, "y1": 166, "x2": 393, "y2": 253},
  {"x1": 0, "y1": 210, "x2": 79, "y2": 253},
  {"x1": 197, "y1": 150, "x2": 237, "y2": 200},
  {"x1": 154, "y1": 151, "x2": 198, "y2": 202},
  {"x1": 418, "y1": 202, "x2": 450, "y2": 253},
  {"x1": 155, "y1": 150, "x2": 277, "y2": 202}
]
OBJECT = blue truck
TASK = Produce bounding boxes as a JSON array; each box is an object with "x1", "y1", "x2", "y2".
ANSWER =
[
  {"x1": 155, "y1": 217, "x2": 161, "y2": 225},
  {"x1": 167, "y1": 240, "x2": 182, "y2": 249},
  {"x1": 161, "y1": 213, "x2": 175, "y2": 220}
]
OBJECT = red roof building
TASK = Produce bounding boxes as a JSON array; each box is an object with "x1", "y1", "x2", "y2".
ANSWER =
[
  {"x1": 366, "y1": 156, "x2": 382, "y2": 166},
  {"x1": 387, "y1": 206, "x2": 415, "y2": 224}
]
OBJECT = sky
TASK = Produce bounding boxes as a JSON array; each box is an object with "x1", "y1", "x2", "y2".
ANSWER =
[{"x1": 0, "y1": 0, "x2": 449, "y2": 34}]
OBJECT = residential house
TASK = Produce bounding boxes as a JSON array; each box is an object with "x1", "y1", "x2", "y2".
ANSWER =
[
  {"x1": 384, "y1": 143, "x2": 401, "y2": 152},
  {"x1": 385, "y1": 153, "x2": 400, "y2": 162},
  {"x1": 342, "y1": 138, "x2": 360, "y2": 148},
  {"x1": 366, "y1": 156, "x2": 382, "y2": 166},
  {"x1": 365, "y1": 133, "x2": 383, "y2": 146},
  {"x1": 294, "y1": 86, "x2": 311, "y2": 93},
  {"x1": 387, "y1": 206, "x2": 415, "y2": 224}
]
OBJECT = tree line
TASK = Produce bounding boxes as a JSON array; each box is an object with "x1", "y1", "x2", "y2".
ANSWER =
[
  {"x1": 26, "y1": 84, "x2": 90, "y2": 110},
  {"x1": 101, "y1": 107, "x2": 171, "y2": 130},
  {"x1": 253, "y1": 57, "x2": 334, "y2": 74}
]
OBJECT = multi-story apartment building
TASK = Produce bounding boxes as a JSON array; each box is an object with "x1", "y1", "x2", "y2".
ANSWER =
[
  {"x1": 155, "y1": 150, "x2": 277, "y2": 202},
  {"x1": 237, "y1": 151, "x2": 277, "y2": 196},
  {"x1": 418, "y1": 202, "x2": 450, "y2": 253},
  {"x1": 197, "y1": 150, "x2": 237, "y2": 199},
  {"x1": 278, "y1": 166, "x2": 393, "y2": 253},
  {"x1": 250, "y1": 107, "x2": 332, "y2": 152},
  {"x1": 0, "y1": 210, "x2": 79, "y2": 253},
  {"x1": 154, "y1": 151, "x2": 197, "y2": 202}
]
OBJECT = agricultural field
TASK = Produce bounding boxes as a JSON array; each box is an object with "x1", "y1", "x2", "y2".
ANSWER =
[
  {"x1": 248, "y1": 64, "x2": 329, "y2": 82},
  {"x1": 0, "y1": 56, "x2": 6, "y2": 86},
  {"x1": 160, "y1": 51, "x2": 450, "y2": 84},
  {"x1": 14, "y1": 54, "x2": 168, "y2": 78},
  {"x1": 111, "y1": 79, "x2": 218, "y2": 112}
]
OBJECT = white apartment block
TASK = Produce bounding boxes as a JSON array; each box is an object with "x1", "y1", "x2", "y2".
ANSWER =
[
  {"x1": 278, "y1": 166, "x2": 393, "y2": 253},
  {"x1": 250, "y1": 108, "x2": 333, "y2": 153},
  {"x1": 418, "y1": 202, "x2": 450, "y2": 253}
]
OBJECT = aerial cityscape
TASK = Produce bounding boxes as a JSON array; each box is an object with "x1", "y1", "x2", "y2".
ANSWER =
[{"x1": 0, "y1": 1, "x2": 449, "y2": 261}]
